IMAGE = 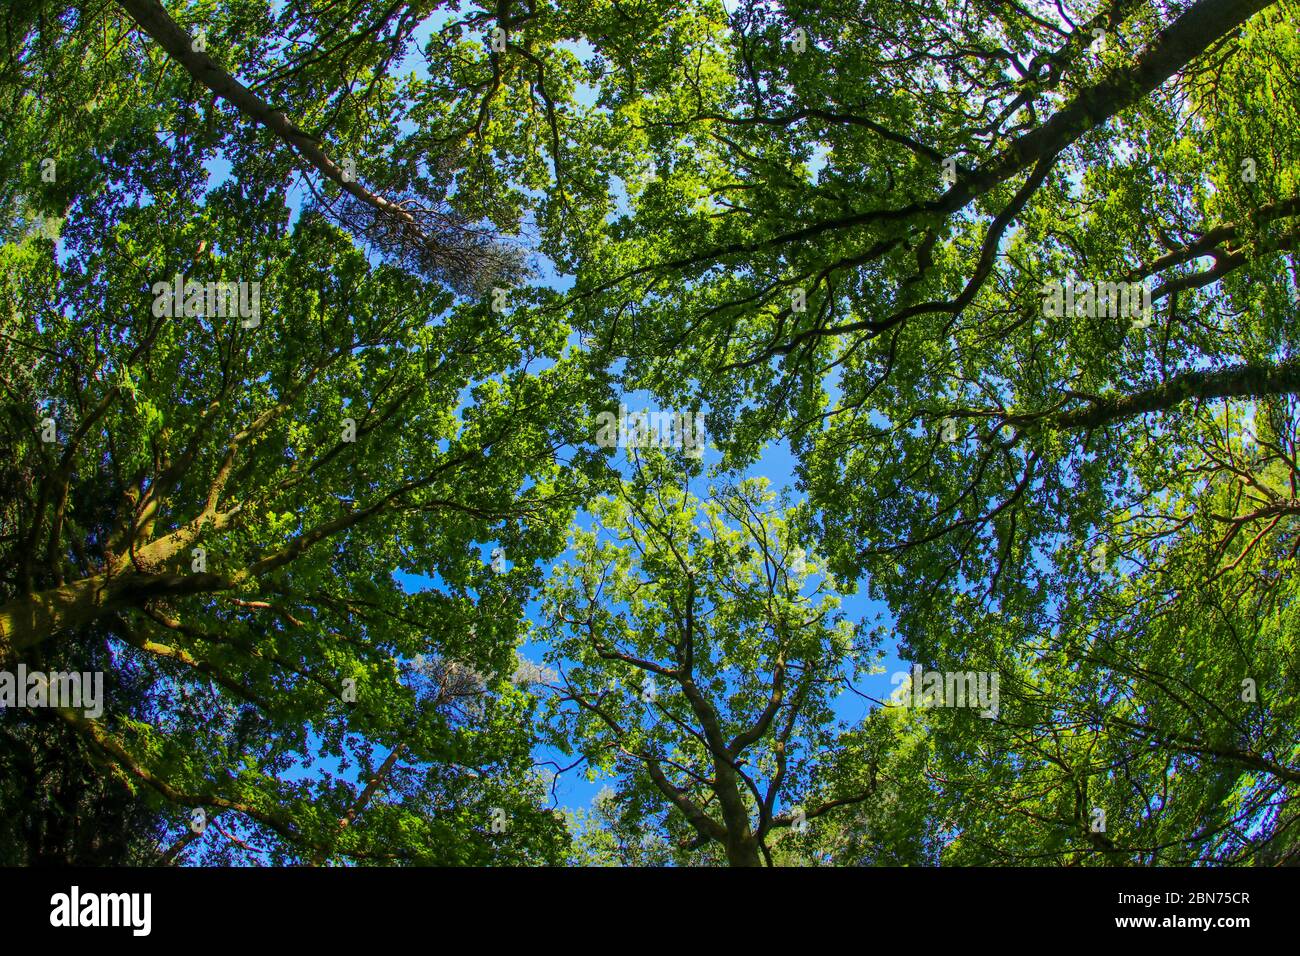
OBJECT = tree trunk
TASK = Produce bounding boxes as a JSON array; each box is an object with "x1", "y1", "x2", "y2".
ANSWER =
[
  {"x1": 715, "y1": 761, "x2": 764, "y2": 867},
  {"x1": 0, "y1": 570, "x2": 234, "y2": 664},
  {"x1": 724, "y1": 836, "x2": 763, "y2": 867}
]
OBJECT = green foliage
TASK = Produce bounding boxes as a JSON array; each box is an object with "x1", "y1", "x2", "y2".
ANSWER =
[{"x1": 2, "y1": 0, "x2": 1298, "y2": 865}]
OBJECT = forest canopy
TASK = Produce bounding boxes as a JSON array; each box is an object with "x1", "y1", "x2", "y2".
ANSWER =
[{"x1": 0, "y1": 0, "x2": 1297, "y2": 866}]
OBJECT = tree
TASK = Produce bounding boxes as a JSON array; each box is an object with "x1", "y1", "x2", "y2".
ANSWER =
[
  {"x1": 537, "y1": 454, "x2": 880, "y2": 866},
  {"x1": 562, "y1": 0, "x2": 1300, "y2": 863},
  {"x1": 0, "y1": 0, "x2": 598, "y2": 862},
  {"x1": 5, "y1": 0, "x2": 1299, "y2": 867}
]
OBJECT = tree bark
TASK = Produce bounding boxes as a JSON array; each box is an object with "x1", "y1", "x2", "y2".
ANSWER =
[
  {"x1": 983, "y1": 0, "x2": 1278, "y2": 191},
  {"x1": 1051, "y1": 358, "x2": 1300, "y2": 431},
  {"x1": 0, "y1": 570, "x2": 236, "y2": 665},
  {"x1": 724, "y1": 836, "x2": 763, "y2": 867}
]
